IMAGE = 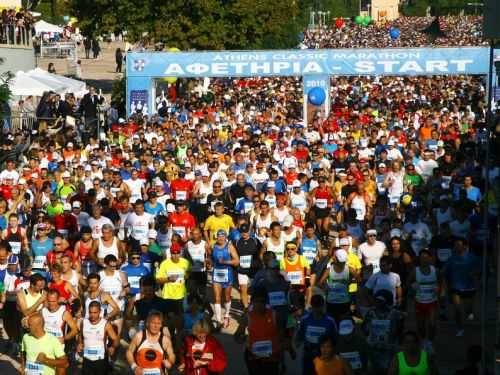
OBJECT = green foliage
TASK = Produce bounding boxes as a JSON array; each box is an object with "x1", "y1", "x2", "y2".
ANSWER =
[
  {"x1": 0, "y1": 66, "x2": 13, "y2": 120},
  {"x1": 403, "y1": 0, "x2": 484, "y2": 16},
  {"x1": 111, "y1": 74, "x2": 126, "y2": 118}
]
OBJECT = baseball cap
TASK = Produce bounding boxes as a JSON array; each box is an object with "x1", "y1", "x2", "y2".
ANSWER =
[
  {"x1": 387, "y1": 139, "x2": 395, "y2": 146},
  {"x1": 292, "y1": 180, "x2": 302, "y2": 188},
  {"x1": 338, "y1": 319, "x2": 354, "y2": 335},
  {"x1": 63, "y1": 202, "x2": 71, "y2": 211},
  {"x1": 378, "y1": 163, "x2": 387, "y2": 168},
  {"x1": 62, "y1": 171, "x2": 71, "y2": 178},
  {"x1": 140, "y1": 238, "x2": 149, "y2": 246},
  {"x1": 72, "y1": 201, "x2": 81, "y2": 208},
  {"x1": 154, "y1": 179, "x2": 164, "y2": 186},
  {"x1": 339, "y1": 237, "x2": 350, "y2": 246},
  {"x1": 67, "y1": 142, "x2": 73, "y2": 148},
  {"x1": 335, "y1": 249, "x2": 348, "y2": 263},
  {"x1": 282, "y1": 215, "x2": 294, "y2": 228},
  {"x1": 170, "y1": 243, "x2": 182, "y2": 254},
  {"x1": 216, "y1": 229, "x2": 227, "y2": 237},
  {"x1": 390, "y1": 228, "x2": 402, "y2": 238},
  {"x1": 148, "y1": 229, "x2": 157, "y2": 239},
  {"x1": 366, "y1": 229, "x2": 377, "y2": 236},
  {"x1": 8, "y1": 254, "x2": 19, "y2": 264},
  {"x1": 240, "y1": 224, "x2": 250, "y2": 233}
]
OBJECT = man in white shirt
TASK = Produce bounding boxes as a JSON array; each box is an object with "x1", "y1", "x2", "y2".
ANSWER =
[
  {"x1": 403, "y1": 213, "x2": 432, "y2": 256},
  {"x1": 416, "y1": 150, "x2": 439, "y2": 182},
  {"x1": 364, "y1": 255, "x2": 402, "y2": 306},
  {"x1": 124, "y1": 200, "x2": 154, "y2": 249},
  {"x1": 87, "y1": 204, "x2": 114, "y2": 239},
  {"x1": 359, "y1": 229, "x2": 387, "y2": 273},
  {"x1": 0, "y1": 160, "x2": 20, "y2": 183}
]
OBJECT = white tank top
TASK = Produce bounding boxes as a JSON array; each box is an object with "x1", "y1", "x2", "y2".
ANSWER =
[
  {"x1": 415, "y1": 266, "x2": 438, "y2": 304},
  {"x1": 127, "y1": 179, "x2": 143, "y2": 203},
  {"x1": 274, "y1": 207, "x2": 290, "y2": 226},
  {"x1": 265, "y1": 194, "x2": 277, "y2": 208},
  {"x1": 282, "y1": 229, "x2": 297, "y2": 243},
  {"x1": 97, "y1": 237, "x2": 119, "y2": 259},
  {"x1": 42, "y1": 306, "x2": 66, "y2": 339},
  {"x1": 82, "y1": 318, "x2": 107, "y2": 360},
  {"x1": 290, "y1": 191, "x2": 307, "y2": 210},
  {"x1": 99, "y1": 270, "x2": 124, "y2": 310},
  {"x1": 84, "y1": 293, "x2": 103, "y2": 318},
  {"x1": 255, "y1": 213, "x2": 273, "y2": 232},
  {"x1": 266, "y1": 236, "x2": 285, "y2": 261},
  {"x1": 62, "y1": 270, "x2": 79, "y2": 291},
  {"x1": 198, "y1": 183, "x2": 212, "y2": 205},
  {"x1": 187, "y1": 240, "x2": 206, "y2": 272},
  {"x1": 326, "y1": 266, "x2": 350, "y2": 304}
]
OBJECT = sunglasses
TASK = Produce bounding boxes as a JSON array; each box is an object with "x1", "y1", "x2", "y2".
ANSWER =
[
  {"x1": 130, "y1": 256, "x2": 141, "y2": 260},
  {"x1": 286, "y1": 246, "x2": 297, "y2": 250}
]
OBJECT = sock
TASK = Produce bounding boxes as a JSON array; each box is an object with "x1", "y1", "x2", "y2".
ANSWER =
[
  {"x1": 224, "y1": 302, "x2": 231, "y2": 318},
  {"x1": 215, "y1": 303, "x2": 222, "y2": 322}
]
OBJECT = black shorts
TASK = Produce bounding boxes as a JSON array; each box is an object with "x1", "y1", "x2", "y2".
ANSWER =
[
  {"x1": 82, "y1": 358, "x2": 109, "y2": 375},
  {"x1": 450, "y1": 289, "x2": 476, "y2": 299},
  {"x1": 326, "y1": 302, "x2": 351, "y2": 322},
  {"x1": 314, "y1": 207, "x2": 330, "y2": 219},
  {"x1": 310, "y1": 256, "x2": 330, "y2": 276},
  {"x1": 164, "y1": 298, "x2": 184, "y2": 315}
]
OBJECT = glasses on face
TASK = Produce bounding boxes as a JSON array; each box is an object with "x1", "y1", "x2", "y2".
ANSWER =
[
  {"x1": 286, "y1": 246, "x2": 297, "y2": 250},
  {"x1": 253, "y1": 199, "x2": 260, "y2": 203},
  {"x1": 108, "y1": 264, "x2": 117, "y2": 268},
  {"x1": 367, "y1": 234, "x2": 376, "y2": 237},
  {"x1": 54, "y1": 242, "x2": 63, "y2": 246},
  {"x1": 213, "y1": 185, "x2": 221, "y2": 188},
  {"x1": 130, "y1": 256, "x2": 140, "y2": 260}
]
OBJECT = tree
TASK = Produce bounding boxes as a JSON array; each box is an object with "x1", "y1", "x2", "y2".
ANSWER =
[{"x1": 0, "y1": 58, "x2": 13, "y2": 122}]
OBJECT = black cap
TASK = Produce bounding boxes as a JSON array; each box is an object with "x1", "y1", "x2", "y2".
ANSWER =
[{"x1": 240, "y1": 224, "x2": 250, "y2": 233}]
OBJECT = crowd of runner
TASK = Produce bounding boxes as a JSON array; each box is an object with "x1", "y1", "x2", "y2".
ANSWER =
[
  {"x1": 303, "y1": 16, "x2": 487, "y2": 49},
  {"x1": 0, "y1": 14, "x2": 498, "y2": 375}
]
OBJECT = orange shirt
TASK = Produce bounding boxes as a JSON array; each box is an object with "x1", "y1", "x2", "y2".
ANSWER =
[
  {"x1": 313, "y1": 355, "x2": 351, "y2": 375},
  {"x1": 419, "y1": 126, "x2": 432, "y2": 141}
]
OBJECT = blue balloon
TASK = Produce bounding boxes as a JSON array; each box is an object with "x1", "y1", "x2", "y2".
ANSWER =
[
  {"x1": 298, "y1": 32, "x2": 305, "y2": 42},
  {"x1": 390, "y1": 28, "x2": 400, "y2": 40},
  {"x1": 308, "y1": 87, "x2": 326, "y2": 106},
  {"x1": 63, "y1": 15, "x2": 70, "y2": 22}
]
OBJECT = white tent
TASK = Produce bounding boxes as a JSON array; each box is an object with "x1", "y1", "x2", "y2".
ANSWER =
[
  {"x1": 10, "y1": 71, "x2": 66, "y2": 96},
  {"x1": 26, "y1": 68, "x2": 87, "y2": 96},
  {"x1": 34, "y1": 20, "x2": 64, "y2": 35}
]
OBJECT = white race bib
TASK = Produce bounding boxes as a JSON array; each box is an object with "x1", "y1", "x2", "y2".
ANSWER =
[
  {"x1": 84, "y1": 346, "x2": 105, "y2": 360},
  {"x1": 315, "y1": 199, "x2": 328, "y2": 209},
  {"x1": 303, "y1": 251, "x2": 316, "y2": 265},
  {"x1": 268, "y1": 291, "x2": 287, "y2": 306},
  {"x1": 437, "y1": 248, "x2": 452, "y2": 262},
  {"x1": 167, "y1": 271, "x2": 184, "y2": 283},
  {"x1": 252, "y1": 340, "x2": 272, "y2": 357},
  {"x1": 213, "y1": 268, "x2": 229, "y2": 283},
  {"x1": 176, "y1": 191, "x2": 187, "y2": 200},
  {"x1": 239, "y1": 255, "x2": 252, "y2": 269},
  {"x1": 287, "y1": 271, "x2": 303, "y2": 285},
  {"x1": 172, "y1": 226, "x2": 186, "y2": 237},
  {"x1": 371, "y1": 319, "x2": 390, "y2": 343},
  {"x1": 46, "y1": 324, "x2": 63, "y2": 337},
  {"x1": 9, "y1": 241, "x2": 21, "y2": 255},
  {"x1": 128, "y1": 276, "x2": 141, "y2": 289},
  {"x1": 25, "y1": 360, "x2": 44, "y2": 375},
  {"x1": 243, "y1": 202, "x2": 254, "y2": 214},
  {"x1": 143, "y1": 369, "x2": 161, "y2": 375},
  {"x1": 340, "y1": 352, "x2": 362, "y2": 369},
  {"x1": 32, "y1": 255, "x2": 47, "y2": 269},
  {"x1": 305, "y1": 326, "x2": 326, "y2": 344}
]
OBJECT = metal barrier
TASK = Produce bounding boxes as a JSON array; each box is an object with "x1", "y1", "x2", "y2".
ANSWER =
[
  {"x1": 4, "y1": 112, "x2": 36, "y2": 132},
  {"x1": 39, "y1": 41, "x2": 77, "y2": 58},
  {"x1": 0, "y1": 25, "x2": 32, "y2": 47}
]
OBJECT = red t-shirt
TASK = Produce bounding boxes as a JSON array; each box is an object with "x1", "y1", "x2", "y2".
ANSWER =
[
  {"x1": 170, "y1": 179, "x2": 194, "y2": 201},
  {"x1": 295, "y1": 149, "x2": 309, "y2": 161},
  {"x1": 168, "y1": 212, "x2": 196, "y2": 237},
  {"x1": 48, "y1": 279, "x2": 72, "y2": 301}
]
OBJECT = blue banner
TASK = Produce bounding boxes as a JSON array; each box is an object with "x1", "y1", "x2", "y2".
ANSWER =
[{"x1": 127, "y1": 47, "x2": 489, "y2": 78}]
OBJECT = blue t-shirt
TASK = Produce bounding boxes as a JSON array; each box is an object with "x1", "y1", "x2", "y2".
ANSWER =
[
  {"x1": 144, "y1": 201, "x2": 165, "y2": 216},
  {"x1": 297, "y1": 313, "x2": 338, "y2": 350},
  {"x1": 445, "y1": 252, "x2": 479, "y2": 291},
  {"x1": 120, "y1": 263, "x2": 150, "y2": 296}
]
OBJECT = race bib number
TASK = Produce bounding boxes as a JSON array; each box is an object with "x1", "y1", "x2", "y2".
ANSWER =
[
  {"x1": 437, "y1": 248, "x2": 452, "y2": 262},
  {"x1": 128, "y1": 276, "x2": 141, "y2": 290},
  {"x1": 377, "y1": 182, "x2": 386, "y2": 194},
  {"x1": 110, "y1": 187, "x2": 121, "y2": 197},
  {"x1": 25, "y1": 360, "x2": 44, "y2": 375},
  {"x1": 305, "y1": 326, "x2": 326, "y2": 344},
  {"x1": 173, "y1": 226, "x2": 186, "y2": 237},
  {"x1": 315, "y1": 199, "x2": 328, "y2": 209},
  {"x1": 371, "y1": 319, "x2": 390, "y2": 343},
  {"x1": 389, "y1": 195, "x2": 400, "y2": 204},
  {"x1": 327, "y1": 283, "x2": 349, "y2": 304},
  {"x1": 84, "y1": 346, "x2": 105, "y2": 360},
  {"x1": 287, "y1": 271, "x2": 303, "y2": 285},
  {"x1": 340, "y1": 352, "x2": 362, "y2": 370},
  {"x1": 133, "y1": 227, "x2": 147, "y2": 238},
  {"x1": 252, "y1": 340, "x2": 272, "y2": 358},
  {"x1": 268, "y1": 291, "x2": 287, "y2": 306},
  {"x1": 239, "y1": 255, "x2": 252, "y2": 269},
  {"x1": 143, "y1": 369, "x2": 161, "y2": 375},
  {"x1": 9, "y1": 241, "x2": 21, "y2": 255},
  {"x1": 441, "y1": 176, "x2": 452, "y2": 190},
  {"x1": 213, "y1": 268, "x2": 229, "y2": 283},
  {"x1": 303, "y1": 251, "x2": 316, "y2": 265},
  {"x1": 58, "y1": 229, "x2": 69, "y2": 238},
  {"x1": 266, "y1": 197, "x2": 276, "y2": 207},
  {"x1": 167, "y1": 271, "x2": 184, "y2": 283},
  {"x1": 243, "y1": 202, "x2": 254, "y2": 214},
  {"x1": 32, "y1": 255, "x2": 47, "y2": 269},
  {"x1": 417, "y1": 285, "x2": 437, "y2": 303},
  {"x1": 176, "y1": 191, "x2": 187, "y2": 200}
]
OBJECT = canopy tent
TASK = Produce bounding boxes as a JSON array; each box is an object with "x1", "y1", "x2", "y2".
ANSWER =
[
  {"x1": 9, "y1": 69, "x2": 87, "y2": 97},
  {"x1": 26, "y1": 68, "x2": 87, "y2": 96},
  {"x1": 34, "y1": 20, "x2": 63, "y2": 34}
]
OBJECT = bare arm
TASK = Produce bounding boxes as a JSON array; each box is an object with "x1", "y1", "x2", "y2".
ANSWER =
[
  {"x1": 17, "y1": 290, "x2": 45, "y2": 317},
  {"x1": 102, "y1": 293, "x2": 120, "y2": 321},
  {"x1": 63, "y1": 311, "x2": 78, "y2": 341}
]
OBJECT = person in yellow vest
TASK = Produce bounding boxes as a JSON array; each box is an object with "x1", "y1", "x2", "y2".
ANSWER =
[{"x1": 280, "y1": 241, "x2": 311, "y2": 310}]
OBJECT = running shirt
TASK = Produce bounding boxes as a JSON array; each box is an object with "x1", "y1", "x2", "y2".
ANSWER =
[
  {"x1": 135, "y1": 331, "x2": 165, "y2": 373},
  {"x1": 156, "y1": 258, "x2": 190, "y2": 300},
  {"x1": 97, "y1": 237, "x2": 119, "y2": 260},
  {"x1": 82, "y1": 318, "x2": 107, "y2": 361},
  {"x1": 186, "y1": 240, "x2": 207, "y2": 272},
  {"x1": 99, "y1": 270, "x2": 124, "y2": 310},
  {"x1": 265, "y1": 236, "x2": 286, "y2": 262},
  {"x1": 300, "y1": 235, "x2": 319, "y2": 265},
  {"x1": 415, "y1": 266, "x2": 438, "y2": 304},
  {"x1": 21, "y1": 331, "x2": 65, "y2": 375},
  {"x1": 326, "y1": 266, "x2": 350, "y2": 304},
  {"x1": 42, "y1": 306, "x2": 66, "y2": 340},
  {"x1": 212, "y1": 242, "x2": 233, "y2": 285}
]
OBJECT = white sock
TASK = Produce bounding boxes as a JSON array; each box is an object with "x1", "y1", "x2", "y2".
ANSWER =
[
  {"x1": 215, "y1": 304, "x2": 222, "y2": 322},
  {"x1": 224, "y1": 302, "x2": 231, "y2": 318}
]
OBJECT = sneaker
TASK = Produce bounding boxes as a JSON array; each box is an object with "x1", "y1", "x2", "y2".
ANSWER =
[
  {"x1": 467, "y1": 313, "x2": 475, "y2": 321},
  {"x1": 456, "y1": 329, "x2": 464, "y2": 337}
]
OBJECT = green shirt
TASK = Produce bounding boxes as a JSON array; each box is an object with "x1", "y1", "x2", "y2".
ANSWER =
[
  {"x1": 46, "y1": 203, "x2": 64, "y2": 217},
  {"x1": 22, "y1": 332, "x2": 65, "y2": 375},
  {"x1": 404, "y1": 173, "x2": 424, "y2": 187}
]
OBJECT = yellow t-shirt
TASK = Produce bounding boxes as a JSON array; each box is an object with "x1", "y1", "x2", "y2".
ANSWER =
[
  {"x1": 204, "y1": 214, "x2": 234, "y2": 244},
  {"x1": 156, "y1": 258, "x2": 190, "y2": 300},
  {"x1": 347, "y1": 253, "x2": 362, "y2": 293},
  {"x1": 21, "y1": 332, "x2": 65, "y2": 375}
]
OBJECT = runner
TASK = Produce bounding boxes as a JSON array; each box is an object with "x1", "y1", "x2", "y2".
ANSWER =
[
  {"x1": 388, "y1": 331, "x2": 439, "y2": 375},
  {"x1": 184, "y1": 227, "x2": 210, "y2": 300},
  {"x1": 41, "y1": 289, "x2": 78, "y2": 347}
]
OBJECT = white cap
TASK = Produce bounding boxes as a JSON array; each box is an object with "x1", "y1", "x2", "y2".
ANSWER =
[
  {"x1": 378, "y1": 163, "x2": 387, "y2": 168},
  {"x1": 335, "y1": 249, "x2": 348, "y2": 263},
  {"x1": 63, "y1": 202, "x2": 71, "y2": 211},
  {"x1": 166, "y1": 203, "x2": 175, "y2": 213},
  {"x1": 148, "y1": 229, "x2": 157, "y2": 239},
  {"x1": 285, "y1": 147, "x2": 292, "y2": 152},
  {"x1": 154, "y1": 178, "x2": 164, "y2": 186},
  {"x1": 72, "y1": 201, "x2": 81, "y2": 208},
  {"x1": 338, "y1": 319, "x2": 354, "y2": 335},
  {"x1": 390, "y1": 228, "x2": 402, "y2": 238},
  {"x1": 62, "y1": 171, "x2": 71, "y2": 178},
  {"x1": 267, "y1": 181, "x2": 275, "y2": 188},
  {"x1": 118, "y1": 118, "x2": 126, "y2": 124},
  {"x1": 339, "y1": 237, "x2": 350, "y2": 246},
  {"x1": 366, "y1": 229, "x2": 377, "y2": 236},
  {"x1": 201, "y1": 170, "x2": 210, "y2": 177},
  {"x1": 67, "y1": 142, "x2": 73, "y2": 148},
  {"x1": 437, "y1": 140, "x2": 444, "y2": 147},
  {"x1": 282, "y1": 215, "x2": 293, "y2": 227},
  {"x1": 18, "y1": 178, "x2": 26, "y2": 185},
  {"x1": 292, "y1": 180, "x2": 301, "y2": 188},
  {"x1": 387, "y1": 139, "x2": 395, "y2": 146},
  {"x1": 84, "y1": 165, "x2": 92, "y2": 171},
  {"x1": 140, "y1": 238, "x2": 149, "y2": 246}
]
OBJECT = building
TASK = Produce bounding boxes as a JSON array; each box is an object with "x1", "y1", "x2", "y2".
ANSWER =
[{"x1": 368, "y1": 0, "x2": 400, "y2": 21}]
